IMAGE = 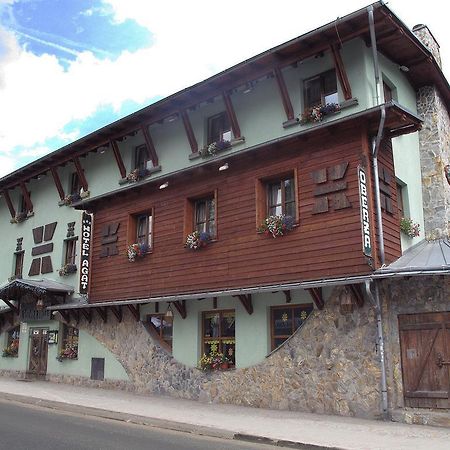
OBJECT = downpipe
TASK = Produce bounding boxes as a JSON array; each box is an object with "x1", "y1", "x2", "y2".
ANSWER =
[{"x1": 365, "y1": 280, "x2": 389, "y2": 419}]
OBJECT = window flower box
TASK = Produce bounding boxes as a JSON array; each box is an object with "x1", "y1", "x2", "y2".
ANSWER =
[
  {"x1": 10, "y1": 211, "x2": 27, "y2": 224},
  {"x1": 58, "y1": 263, "x2": 77, "y2": 276},
  {"x1": 258, "y1": 214, "x2": 295, "y2": 238},
  {"x1": 127, "y1": 242, "x2": 150, "y2": 262},
  {"x1": 299, "y1": 102, "x2": 340, "y2": 125},
  {"x1": 2, "y1": 342, "x2": 18, "y2": 357},
  {"x1": 198, "y1": 352, "x2": 230, "y2": 371},
  {"x1": 126, "y1": 168, "x2": 150, "y2": 183},
  {"x1": 57, "y1": 346, "x2": 78, "y2": 361},
  {"x1": 199, "y1": 140, "x2": 231, "y2": 158},
  {"x1": 400, "y1": 217, "x2": 420, "y2": 238},
  {"x1": 185, "y1": 231, "x2": 211, "y2": 250}
]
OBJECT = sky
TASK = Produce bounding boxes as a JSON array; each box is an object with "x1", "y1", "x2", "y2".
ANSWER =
[{"x1": 0, "y1": 0, "x2": 448, "y2": 178}]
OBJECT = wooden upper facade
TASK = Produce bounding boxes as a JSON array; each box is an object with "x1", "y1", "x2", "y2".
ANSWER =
[{"x1": 0, "y1": 1, "x2": 439, "y2": 302}]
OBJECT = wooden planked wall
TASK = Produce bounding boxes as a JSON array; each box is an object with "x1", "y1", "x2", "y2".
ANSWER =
[{"x1": 88, "y1": 127, "x2": 401, "y2": 302}]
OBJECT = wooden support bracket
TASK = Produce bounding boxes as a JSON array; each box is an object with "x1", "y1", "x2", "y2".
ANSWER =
[
  {"x1": 274, "y1": 67, "x2": 294, "y2": 121},
  {"x1": 127, "y1": 304, "x2": 140, "y2": 322},
  {"x1": 283, "y1": 290, "x2": 292, "y2": 303},
  {"x1": 172, "y1": 300, "x2": 187, "y2": 319},
  {"x1": 81, "y1": 309, "x2": 92, "y2": 323},
  {"x1": 222, "y1": 91, "x2": 241, "y2": 138},
  {"x1": 72, "y1": 309, "x2": 80, "y2": 324},
  {"x1": 7, "y1": 312, "x2": 15, "y2": 326},
  {"x1": 20, "y1": 182, "x2": 33, "y2": 212},
  {"x1": 72, "y1": 156, "x2": 89, "y2": 191},
  {"x1": 234, "y1": 294, "x2": 253, "y2": 315},
  {"x1": 181, "y1": 111, "x2": 198, "y2": 154},
  {"x1": 348, "y1": 284, "x2": 364, "y2": 308},
  {"x1": 2, "y1": 190, "x2": 16, "y2": 218},
  {"x1": 111, "y1": 305, "x2": 123, "y2": 323},
  {"x1": 110, "y1": 140, "x2": 127, "y2": 179},
  {"x1": 96, "y1": 307, "x2": 107, "y2": 323},
  {"x1": 330, "y1": 44, "x2": 352, "y2": 101},
  {"x1": 50, "y1": 167, "x2": 65, "y2": 201},
  {"x1": 2, "y1": 299, "x2": 19, "y2": 314},
  {"x1": 141, "y1": 125, "x2": 159, "y2": 167},
  {"x1": 59, "y1": 310, "x2": 71, "y2": 323},
  {"x1": 307, "y1": 288, "x2": 324, "y2": 310}
]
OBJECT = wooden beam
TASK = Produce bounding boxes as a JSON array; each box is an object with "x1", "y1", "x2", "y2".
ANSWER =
[
  {"x1": 141, "y1": 126, "x2": 159, "y2": 167},
  {"x1": 274, "y1": 67, "x2": 294, "y2": 121},
  {"x1": 2, "y1": 190, "x2": 16, "y2": 218},
  {"x1": 110, "y1": 305, "x2": 123, "y2": 323},
  {"x1": 50, "y1": 167, "x2": 65, "y2": 201},
  {"x1": 72, "y1": 156, "x2": 89, "y2": 191},
  {"x1": 173, "y1": 300, "x2": 187, "y2": 319},
  {"x1": 127, "y1": 304, "x2": 140, "y2": 322},
  {"x1": 348, "y1": 284, "x2": 364, "y2": 308},
  {"x1": 20, "y1": 182, "x2": 33, "y2": 212},
  {"x1": 330, "y1": 44, "x2": 352, "y2": 101},
  {"x1": 81, "y1": 308, "x2": 92, "y2": 323},
  {"x1": 59, "y1": 310, "x2": 71, "y2": 323},
  {"x1": 180, "y1": 111, "x2": 198, "y2": 154},
  {"x1": 235, "y1": 294, "x2": 253, "y2": 315},
  {"x1": 7, "y1": 312, "x2": 14, "y2": 326},
  {"x1": 72, "y1": 309, "x2": 80, "y2": 324},
  {"x1": 213, "y1": 297, "x2": 217, "y2": 309},
  {"x1": 222, "y1": 91, "x2": 241, "y2": 138},
  {"x1": 110, "y1": 141, "x2": 127, "y2": 179},
  {"x1": 283, "y1": 290, "x2": 292, "y2": 303},
  {"x1": 2, "y1": 299, "x2": 18, "y2": 314},
  {"x1": 307, "y1": 288, "x2": 324, "y2": 310},
  {"x1": 96, "y1": 307, "x2": 107, "y2": 323}
]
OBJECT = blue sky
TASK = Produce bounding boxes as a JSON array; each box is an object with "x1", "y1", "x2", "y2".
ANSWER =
[{"x1": 0, "y1": 0, "x2": 448, "y2": 177}]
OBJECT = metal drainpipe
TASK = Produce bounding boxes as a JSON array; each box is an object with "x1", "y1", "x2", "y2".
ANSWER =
[
  {"x1": 365, "y1": 280, "x2": 389, "y2": 419},
  {"x1": 367, "y1": 5, "x2": 389, "y2": 420}
]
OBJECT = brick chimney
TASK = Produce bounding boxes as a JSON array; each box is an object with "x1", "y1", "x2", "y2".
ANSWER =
[{"x1": 413, "y1": 25, "x2": 450, "y2": 239}]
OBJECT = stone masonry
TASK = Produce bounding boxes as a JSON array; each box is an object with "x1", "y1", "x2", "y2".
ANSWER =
[
  {"x1": 414, "y1": 26, "x2": 450, "y2": 239},
  {"x1": 55, "y1": 286, "x2": 382, "y2": 419}
]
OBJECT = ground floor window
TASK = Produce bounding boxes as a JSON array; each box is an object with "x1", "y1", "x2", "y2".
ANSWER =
[
  {"x1": 59, "y1": 325, "x2": 79, "y2": 360},
  {"x1": 147, "y1": 314, "x2": 173, "y2": 351},
  {"x1": 3, "y1": 326, "x2": 20, "y2": 357},
  {"x1": 270, "y1": 304, "x2": 313, "y2": 350},
  {"x1": 202, "y1": 310, "x2": 235, "y2": 366}
]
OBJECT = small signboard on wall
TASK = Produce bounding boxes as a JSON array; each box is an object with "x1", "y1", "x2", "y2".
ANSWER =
[
  {"x1": 357, "y1": 166, "x2": 372, "y2": 258},
  {"x1": 79, "y1": 212, "x2": 92, "y2": 295},
  {"x1": 48, "y1": 330, "x2": 58, "y2": 344}
]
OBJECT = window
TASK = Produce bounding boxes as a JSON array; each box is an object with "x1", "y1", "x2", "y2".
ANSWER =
[
  {"x1": 147, "y1": 314, "x2": 173, "y2": 350},
  {"x1": 134, "y1": 144, "x2": 154, "y2": 171},
  {"x1": 128, "y1": 210, "x2": 153, "y2": 250},
  {"x1": 18, "y1": 194, "x2": 27, "y2": 214},
  {"x1": 270, "y1": 304, "x2": 313, "y2": 350},
  {"x1": 256, "y1": 170, "x2": 298, "y2": 226},
  {"x1": 202, "y1": 310, "x2": 235, "y2": 366},
  {"x1": 70, "y1": 172, "x2": 81, "y2": 196},
  {"x1": 304, "y1": 70, "x2": 338, "y2": 108},
  {"x1": 194, "y1": 197, "x2": 216, "y2": 237},
  {"x1": 14, "y1": 251, "x2": 24, "y2": 278},
  {"x1": 207, "y1": 112, "x2": 232, "y2": 144},
  {"x1": 4, "y1": 326, "x2": 20, "y2": 357},
  {"x1": 60, "y1": 325, "x2": 79, "y2": 359},
  {"x1": 64, "y1": 239, "x2": 77, "y2": 265},
  {"x1": 383, "y1": 82, "x2": 393, "y2": 103},
  {"x1": 397, "y1": 183, "x2": 404, "y2": 217}
]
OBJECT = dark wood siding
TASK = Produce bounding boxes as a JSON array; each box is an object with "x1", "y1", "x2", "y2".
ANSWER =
[{"x1": 89, "y1": 127, "x2": 397, "y2": 302}]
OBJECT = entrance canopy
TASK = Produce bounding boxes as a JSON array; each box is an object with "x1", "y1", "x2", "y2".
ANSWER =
[{"x1": 0, "y1": 278, "x2": 74, "y2": 301}]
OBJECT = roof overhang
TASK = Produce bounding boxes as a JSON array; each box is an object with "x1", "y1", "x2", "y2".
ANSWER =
[
  {"x1": 75, "y1": 101, "x2": 422, "y2": 212},
  {"x1": 0, "y1": 1, "x2": 446, "y2": 191},
  {"x1": 0, "y1": 278, "x2": 74, "y2": 301}
]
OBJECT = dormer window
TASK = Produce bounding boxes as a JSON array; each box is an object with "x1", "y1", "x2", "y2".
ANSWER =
[
  {"x1": 134, "y1": 144, "x2": 154, "y2": 171},
  {"x1": 304, "y1": 70, "x2": 338, "y2": 108},
  {"x1": 207, "y1": 112, "x2": 232, "y2": 144}
]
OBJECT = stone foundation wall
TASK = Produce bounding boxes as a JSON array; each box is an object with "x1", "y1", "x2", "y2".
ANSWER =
[
  {"x1": 380, "y1": 276, "x2": 450, "y2": 411},
  {"x1": 57, "y1": 286, "x2": 382, "y2": 419}
]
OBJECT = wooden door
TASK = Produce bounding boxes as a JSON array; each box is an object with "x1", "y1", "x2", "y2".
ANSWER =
[
  {"x1": 399, "y1": 312, "x2": 450, "y2": 409},
  {"x1": 28, "y1": 328, "x2": 49, "y2": 377}
]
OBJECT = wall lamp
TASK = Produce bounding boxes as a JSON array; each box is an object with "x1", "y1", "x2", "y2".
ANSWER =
[
  {"x1": 159, "y1": 181, "x2": 169, "y2": 189},
  {"x1": 242, "y1": 81, "x2": 254, "y2": 94},
  {"x1": 218, "y1": 163, "x2": 229, "y2": 171},
  {"x1": 399, "y1": 65, "x2": 409, "y2": 73}
]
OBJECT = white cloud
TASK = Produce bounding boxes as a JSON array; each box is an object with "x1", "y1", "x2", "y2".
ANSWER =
[
  {"x1": 0, "y1": 155, "x2": 16, "y2": 177},
  {"x1": 0, "y1": 0, "x2": 449, "y2": 175}
]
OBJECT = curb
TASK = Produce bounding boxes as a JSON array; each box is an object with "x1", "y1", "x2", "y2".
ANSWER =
[{"x1": 0, "y1": 391, "x2": 343, "y2": 449}]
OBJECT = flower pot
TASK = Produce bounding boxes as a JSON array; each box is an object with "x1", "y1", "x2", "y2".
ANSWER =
[{"x1": 220, "y1": 362, "x2": 229, "y2": 370}]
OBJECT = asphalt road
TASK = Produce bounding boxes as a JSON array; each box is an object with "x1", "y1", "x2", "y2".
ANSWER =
[{"x1": 0, "y1": 400, "x2": 282, "y2": 450}]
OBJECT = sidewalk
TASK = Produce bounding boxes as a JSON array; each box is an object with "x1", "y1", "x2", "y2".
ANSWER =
[{"x1": 0, "y1": 377, "x2": 448, "y2": 450}]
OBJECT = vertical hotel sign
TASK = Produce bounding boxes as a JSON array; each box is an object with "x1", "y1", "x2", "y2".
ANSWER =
[
  {"x1": 358, "y1": 166, "x2": 372, "y2": 258},
  {"x1": 79, "y1": 212, "x2": 92, "y2": 295}
]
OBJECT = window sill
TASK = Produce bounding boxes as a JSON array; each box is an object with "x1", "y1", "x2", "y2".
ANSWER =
[
  {"x1": 58, "y1": 191, "x2": 91, "y2": 207},
  {"x1": 10, "y1": 211, "x2": 33, "y2": 224},
  {"x1": 282, "y1": 97, "x2": 359, "y2": 129},
  {"x1": 119, "y1": 165, "x2": 162, "y2": 185},
  {"x1": 189, "y1": 136, "x2": 245, "y2": 160}
]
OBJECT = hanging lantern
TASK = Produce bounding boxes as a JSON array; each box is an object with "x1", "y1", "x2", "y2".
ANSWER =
[
  {"x1": 339, "y1": 288, "x2": 354, "y2": 315},
  {"x1": 165, "y1": 303, "x2": 173, "y2": 319},
  {"x1": 36, "y1": 298, "x2": 45, "y2": 311}
]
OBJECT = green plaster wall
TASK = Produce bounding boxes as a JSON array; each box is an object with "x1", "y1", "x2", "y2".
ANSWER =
[
  {"x1": 0, "y1": 320, "x2": 129, "y2": 380},
  {"x1": 141, "y1": 289, "x2": 331, "y2": 368}
]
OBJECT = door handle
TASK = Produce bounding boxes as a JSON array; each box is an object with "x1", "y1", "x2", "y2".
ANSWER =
[{"x1": 436, "y1": 353, "x2": 450, "y2": 368}]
